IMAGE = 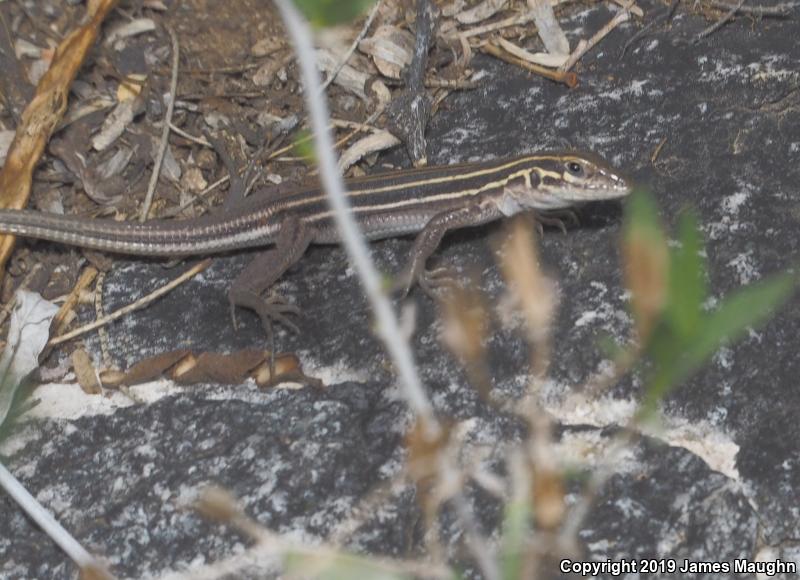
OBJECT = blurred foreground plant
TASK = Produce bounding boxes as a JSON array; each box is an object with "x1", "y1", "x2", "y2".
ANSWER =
[{"x1": 621, "y1": 190, "x2": 794, "y2": 419}]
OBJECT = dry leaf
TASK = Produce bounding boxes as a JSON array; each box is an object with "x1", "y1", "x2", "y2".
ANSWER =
[
  {"x1": 251, "y1": 37, "x2": 285, "y2": 57},
  {"x1": 528, "y1": 0, "x2": 570, "y2": 56},
  {"x1": 72, "y1": 349, "x2": 102, "y2": 395},
  {"x1": 442, "y1": 0, "x2": 467, "y2": 18},
  {"x1": 14, "y1": 38, "x2": 42, "y2": 59},
  {"x1": 100, "y1": 349, "x2": 308, "y2": 388},
  {"x1": 338, "y1": 130, "x2": 401, "y2": 171},
  {"x1": 92, "y1": 98, "x2": 139, "y2": 151},
  {"x1": 456, "y1": 0, "x2": 508, "y2": 25},
  {"x1": 105, "y1": 18, "x2": 156, "y2": 46},
  {"x1": 116, "y1": 73, "x2": 146, "y2": 101},
  {"x1": 180, "y1": 167, "x2": 208, "y2": 193},
  {"x1": 0, "y1": 291, "x2": 59, "y2": 428},
  {"x1": 316, "y1": 49, "x2": 369, "y2": 99},
  {"x1": 531, "y1": 465, "x2": 565, "y2": 529},
  {"x1": 358, "y1": 25, "x2": 415, "y2": 79}
]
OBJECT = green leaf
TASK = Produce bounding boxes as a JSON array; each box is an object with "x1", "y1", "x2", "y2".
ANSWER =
[
  {"x1": 596, "y1": 333, "x2": 629, "y2": 360},
  {"x1": 679, "y1": 271, "x2": 795, "y2": 376},
  {"x1": 292, "y1": 129, "x2": 316, "y2": 162},
  {"x1": 623, "y1": 189, "x2": 666, "y2": 247},
  {"x1": 639, "y1": 271, "x2": 795, "y2": 419},
  {"x1": 293, "y1": 0, "x2": 376, "y2": 26},
  {"x1": 500, "y1": 499, "x2": 530, "y2": 580},
  {"x1": 665, "y1": 211, "x2": 706, "y2": 340}
]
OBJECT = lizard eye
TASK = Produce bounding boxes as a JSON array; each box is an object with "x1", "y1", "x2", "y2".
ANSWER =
[{"x1": 566, "y1": 161, "x2": 584, "y2": 176}]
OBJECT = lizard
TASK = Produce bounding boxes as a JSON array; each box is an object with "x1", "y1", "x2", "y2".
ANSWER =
[{"x1": 0, "y1": 151, "x2": 632, "y2": 333}]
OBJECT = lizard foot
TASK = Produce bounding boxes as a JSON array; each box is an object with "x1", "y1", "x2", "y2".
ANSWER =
[
  {"x1": 228, "y1": 288, "x2": 301, "y2": 336},
  {"x1": 394, "y1": 266, "x2": 460, "y2": 300},
  {"x1": 536, "y1": 210, "x2": 579, "y2": 234},
  {"x1": 419, "y1": 267, "x2": 460, "y2": 299}
]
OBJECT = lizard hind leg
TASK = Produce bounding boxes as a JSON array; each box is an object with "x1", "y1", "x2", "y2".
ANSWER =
[{"x1": 227, "y1": 216, "x2": 313, "y2": 336}]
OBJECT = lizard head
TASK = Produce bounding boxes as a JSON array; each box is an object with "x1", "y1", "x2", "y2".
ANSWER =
[{"x1": 514, "y1": 152, "x2": 633, "y2": 210}]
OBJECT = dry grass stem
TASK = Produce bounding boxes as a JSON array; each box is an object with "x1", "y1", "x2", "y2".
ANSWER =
[
  {"x1": 320, "y1": 0, "x2": 383, "y2": 92},
  {"x1": 190, "y1": 485, "x2": 454, "y2": 580},
  {"x1": 497, "y1": 37, "x2": 568, "y2": 67},
  {"x1": 140, "y1": 26, "x2": 179, "y2": 221},
  {"x1": 48, "y1": 259, "x2": 212, "y2": 347},
  {"x1": 561, "y1": 0, "x2": 636, "y2": 71},
  {"x1": 498, "y1": 215, "x2": 557, "y2": 380},
  {"x1": 0, "y1": 0, "x2": 119, "y2": 274},
  {"x1": 694, "y1": 0, "x2": 747, "y2": 40}
]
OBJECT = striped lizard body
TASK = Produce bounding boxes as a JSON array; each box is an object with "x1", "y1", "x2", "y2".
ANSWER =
[{"x1": 0, "y1": 151, "x2": 632, "y2": 331}]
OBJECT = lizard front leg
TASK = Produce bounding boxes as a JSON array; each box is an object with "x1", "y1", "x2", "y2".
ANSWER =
[
  {"x1": 397, "y1": 197, "x2": 503, "y2": 298},
  {"x1": 228, "y1": 215, "x2": 314, "y2": 335}
]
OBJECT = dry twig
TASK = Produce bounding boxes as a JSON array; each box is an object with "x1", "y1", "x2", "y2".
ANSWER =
[
  {"x1": 0, "y1": 0, "x2": 119, "y2": 275},
  {"x1": 694, "y1": 0, "x2": 748, "y2": 41},
  {"x1": 140, "y1": 26, "x2": 180, "y2": 221},
  {"x1": 319, "y1": 0, "x2": 383, "y2": 92},
  {"x1": 48, "y1": 259, "x2": 212, "y2": 347},
  {"x1": 483, "y1": 42, "x2": 578, "y2": 87},
  {"x1": 561, "y1": 0, "x2": 636, "y2": 71}
]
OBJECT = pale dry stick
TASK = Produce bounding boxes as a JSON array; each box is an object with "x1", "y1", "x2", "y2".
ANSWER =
[
  {"x1": 0, "y1": 463, "x2": 114, "y2": 579},
  {"x1": 52, "y1": 265, "x2": 98, "y2": 336},
  {"x1": 164, "y1": 174, "x2": 230, "y2": 217},
  {"x1": 561, "y1": 0, "x2": 636, "y2": 71},
  {"x1": 47, "y1": 259, "x2": 212, "y2": 347},
  {"x1": 497, "y1": 36, "x2": 568, "y2": 67},
  {"x1": 140, "y1": 26, "x2": 179, "y2": 222},
  {"x1": 273, "y1": 124, "x2": 387, "y2": 163},
  {"x1": 330, "y1": 116, "x2": 384, "y2": 132},
  {"x1": 449, "y1": 10, "x2": 536, "y2": 39},
  {"x1": 448, "y1": 483, "x2": 501, "y2": 580},
  {"x1": 319, "y1": 0, "x2": 383, "y2": 93},
  {"x1": 694, "y1": 0, "x2": 747, "y2": 41},
  {"x1": 272, "y1": 0, "x2": 437, "y2": 429},
  {"x1": 168, "y1": 122, "x2": 213, "y2": 147},
  {"x1": 278, "y1": 115, "x2": 387, "y2": 162},
  {"x1": 186, "y1": 487, "x2": 453, "y2": 580},
  {"x1": 328, "y1": 477, "x2": 412, "y2": 545},
  {"x1": 447, "y1": 0, "x2": 588, "y2": 39},
  {"x1": 266, "y1": 112, "x2": 383, "y2": 160},
  {"x1": 448, "y1": 0, "x2": 581, "y2": 41},
  {"x1": 620, "y1": 0, "x2": 678, "y2": 57}
]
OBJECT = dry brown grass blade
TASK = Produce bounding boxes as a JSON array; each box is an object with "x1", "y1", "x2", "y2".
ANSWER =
[{"x1": 0, "y1": 0, "x2": 119, "y2": 273}]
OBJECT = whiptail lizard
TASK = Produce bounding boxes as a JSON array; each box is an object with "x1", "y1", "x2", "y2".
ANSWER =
[{"x1": 0, "y1": 152, "x2": 632, "y2": 332}]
